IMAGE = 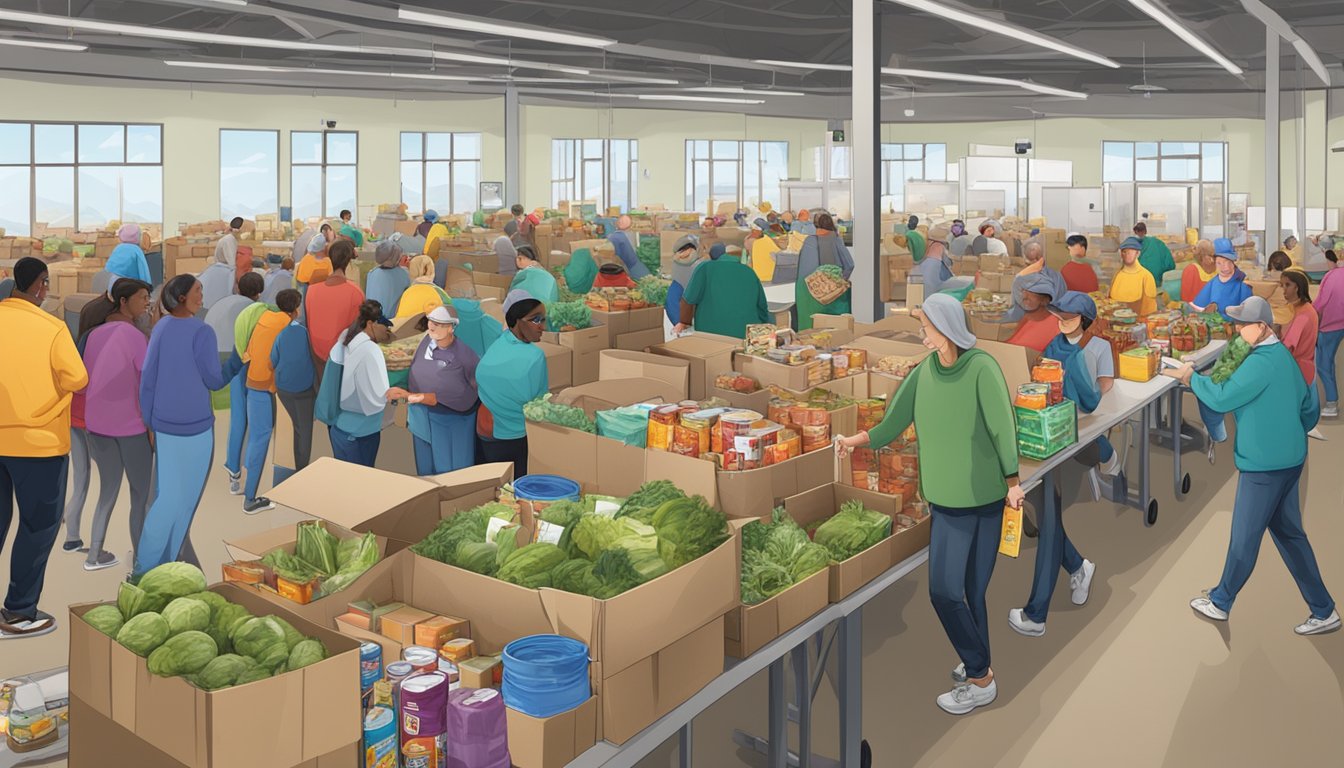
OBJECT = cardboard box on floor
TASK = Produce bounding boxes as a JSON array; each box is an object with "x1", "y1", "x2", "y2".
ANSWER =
[
  {"x1": 598, "y1": 349, "x2": 689, "y2": 400},
  {"x1": 68, "y1": 583, "x2": 361, "y2": 768},
  {"x1": 648, "y1": 333, "x2": 740, "y2": 400}
]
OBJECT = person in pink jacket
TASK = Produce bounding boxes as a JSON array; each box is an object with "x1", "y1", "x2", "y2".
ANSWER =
[{"x1": 1314, "y1": 250, "x2": 1344, "y2": 418}]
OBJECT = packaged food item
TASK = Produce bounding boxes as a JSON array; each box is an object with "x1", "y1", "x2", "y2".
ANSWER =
[
  {"x1": 4, "y1": 682, "x2": 57, "y2": 752},
  {"x1": 399, "y1": 673, "x2": 448, "y2": 768},
  {"x1": 1118, "y1": 346, "x2": 1160, "y2": 382},
  {"x1": 1031, "y1": 358, "x2": 1063, "y2": 383},
  {"x1": 221, "y1": 560, "x2": 268, "y2": 585},
  {"x1": 360, "y1": 641, "x2": 383, "y2": 699},
  {"x1": 1014, "y1": 383, "x2": 1050, "y2": 410},
  {"x1": 362, "y1": 705, "x2": 398, "y2": 768},
  {"x1": 765, "y1": 428, "x2": 802, "y2": 465},
  {"x1": 646, "y1": 405, "x2": 679, "y2": 452},
  {"x1": 857, "y1": 400, "x2": 886, "y2": 432},
  {"x1": 439, "y1": 638, "x2": 476, "y2": 665},
  {"x1": 403, "y1": 646, "x2": 439, "y2": 675},
  {"x1": 800, "y1": 424, "x2": 831, "y2": 454},
  {"x1": 846, "y1": 348, "x2": 868, "y2": 371},
  {"x1": 715, "y1": 373, "x2": 760, "y2": 394},
  {"x1": 715, "y1": 410, "x2": 764, "y2": 456},
  {"x1": 832, "y1": 352, "x2": 849, "y2": 378}
]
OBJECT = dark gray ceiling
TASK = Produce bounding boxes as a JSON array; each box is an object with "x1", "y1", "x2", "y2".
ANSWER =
[{"x1": 0, "y1": 0, "x2": 1341, "y2": 121}]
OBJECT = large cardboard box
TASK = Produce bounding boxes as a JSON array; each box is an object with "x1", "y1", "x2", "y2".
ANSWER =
[
  {"x1": 648, "y1": 334, "x2": 740, "y2": 400},
  {"x1": 506, "y1": 697, "x2": 599, "y2": 768},
  {"x1": 68, "y1": 583, "x2": 361, "y2": 768},
  {"x1": 553, "y1": 379, "x2": 685, "y2": 417},
  {"x1": 726, "y1": 567, "x2": 829, "y2": 658},
  {"x1": 537, "y1": 341, "x2": 573, "y2": 391},
  {"x1": 613, "y1": 327, "x2": 665, "y2": 352},
  {"x1": 733, "y1": 352, "x2": 835, "y2": 392},
  {"x1": 598, "y1": 350, "x2": 689, "y2": 400},
  {"x1": 541, "y1": 323, "x2": 609, "y2": 355},
  {"x1": 591, "y1": 306, "x2": 663, "y2": 338}
]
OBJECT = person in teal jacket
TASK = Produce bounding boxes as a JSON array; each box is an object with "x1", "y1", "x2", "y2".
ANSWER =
[
  {"x1": 563, "y1": 247, "x2": 599, "y2": 295},
  {"x1": 1134, "y1": 221, "x2": 1175, "y2": 290},
  {"x1": 475, "y1": 290, "x2": 549, "y2": 476},
  {"x1": 835, "y1": 293, "x2": 1024, "y2": 716},
  {"x1": 1164, "y1": 296, "x2": 1339, "y2": 635},
  {"x1": 446, "y1": 297, "x2": 503, "y2": 358},
  {"x1": 674, "y1": 243, "x2": 770, "y2": 339},
  {"x1": 509, "y1": 247, "x2": 559, "y2": 307},
  {"x1": 107, "y1": 223, "x2": 151, "y2": 284}
]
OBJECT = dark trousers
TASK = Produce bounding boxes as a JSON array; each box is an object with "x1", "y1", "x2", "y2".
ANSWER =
[
  {"x1": 277, "y1": 388, "x2": 315, "y2": 471},
  {"x1": 928, "y1": 500, "x2": 1003, "y2": 680},
  {"x1": 1, "y1": 455, "x2": 69, "y2": 617},
  {"x1": 1024, "y1": 485, "x2": 1084, "y2": 624},
  {"x1": 328, "y1": 425, "x2": 380, "y2": 468},
  {"x1": 479, "y1": 435, "x2": 529, "y2": 477}
]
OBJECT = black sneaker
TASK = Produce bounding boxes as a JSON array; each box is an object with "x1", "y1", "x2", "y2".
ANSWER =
[
  {"x1": 63, "y1": 539, "x2": 84, "y2": 553},
  {"x1": 0, "y1": 609, "x2": 56, "y2": 639},
  {"x1": 84, "y1": 551, "x2": 120, "y2": 572},
  {"x1": 243, "y1": 497, "x2": 275, "y2": 515}
]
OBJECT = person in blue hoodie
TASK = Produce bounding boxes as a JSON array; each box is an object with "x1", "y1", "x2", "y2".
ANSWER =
[
  {"x1": 106, "y1": 223, "x2": 151, "y2": 285},
  {"x1": 608, "y1": 215, "x2": 651, "y2": 280},
  {"x1": 1164, "y1": 296, "x2": 1339, "y2": 635},
  {"x1": 665, "y1": 234, "x2": 702, "y2": 326},
  {"x1": 1189, "y1": 237, "x2": 1254, "y2": 463},
  {"x1": 135, "y1": 274, "x2": 238, "y2": 576}
]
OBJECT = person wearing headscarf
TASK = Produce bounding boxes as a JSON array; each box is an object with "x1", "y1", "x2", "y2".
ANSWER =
[
  {"x1": 319, "y1": 300, "x2": 399, "y2": 468},
  {"x1": 795, "y1": 212, "x2": 855, "y2": 330},
  {"x1": 492, "y1": 235, "x2": 519, "y2": 278},
  {"x1": 136, "y1": 275, "x2": 235, "y2": 578},
  {"x1": 674, "y1": 243, "x2": 770, "y2": 339},
  {"x1": 564, "y1": 248, "x2": 600, "y2": 295},
  {"x1": 746, "y1": 218, "x2": 780, "y2": 283},
  {"x1": 608, "y1": 215, "x2": 651, "y2": 280},
  {"x1": 949, "y1": 220, "x2": 975, "y2": 258},
  {"x1": 1109, "y1": 236, "x2": 1158, "y2": 317},
  {"x1": 1060, "y1": 235, "x2": 1099, "y2": 294},
  {"x1": 260, "y1": 254, "x2": 294, "y2": 305},
  {"x1": 205, "y1": 272, "x2": 265, "y2": 498},
  {"x1": 416, "y1": 210, "x2": 438, "y2": 239},
  {"x1": 509, "y1": 246, "x2": 559, "y2": 307},
  {"x1": 1180, "y1": 240, "x2": 1217, "y2": 303},
  {"x1": 593, "y1": 262, "x2": 637, "y2": 290},
  {"x1": 199, "y1": 217, "x2": 245, "y2": 311},
  {"x1": 1163, "y1": 297, "x2": 1338, "y2": 635},
  {"x1": 475, "y1": 290, "x2": 550, "y2": 475},
  {"x1": 1133, "y1": 221, "x2": 1174, "y2": 289},
  {"x1": 1002, "y1": 241, "x2": 1068, "y2": 325},
  {"x1": 665, "y1": 235, "x2": 702, "y2": 326},
  {"x1": 905, "y1": 215, "x2": 927, "y2": 264},
  {"x1": 306, "y1": 240, "x2": 366, "y2": 371},
  {"x1": 402, "y1": 305, "x2": 480, "y2": 475},
  {"x1": 835, "y1": 293, "x2": 1022, "y2": 716},
  {"x1": 422, "y1": 211, "x2": 451, "y2": 257},
  {"x1": 396, "y1": 254, "x2": 451, "y2": 319},
  {"x1": 0, "y1": 258, "x2": 88, "y2": 638},
  {"x1": 107, "y1": 223, "x2": 151, "y2": 284},
  {"x1": 976, "y1": 220, "x2": 1008, "y2": 258},
  {"x1": 1005, "y1": 272, "x2": 1063, "y2": 353},
  {"x1": 793, "y1": 209, "x2": 817, "y2": 236},
  {"x1": 365, "y1": 240, "x2": 411, "y2": 324}
]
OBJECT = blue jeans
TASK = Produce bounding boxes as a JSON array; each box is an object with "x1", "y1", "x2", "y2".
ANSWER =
[
  {"x1": 135, "y1": 430, "x2": 212, "y2": 577},
  {"x1": 1197, "y1": 400, "x2": 1227, "y2": 443},
  {"x1": 329, "y1": 425, "x2": 380, "y2": 468},
  {"x1": 1097, "y1": 435, "x2": 1114, "y2": 463},
  {"x1": 243, "y1": 389, "x2": 275, "y2": 503},
  {"x1": 224, "y1": 365, "x2": 248, "y2": 475},
  {"x1": 1, "y1": 455, "x2": 68, "y2": 616},
  {"x1": 1208, "y1": 464, "x2": 1335, "y2": 618},
  {"x1": 1316, "y1": 328, "x2": 1344, "y2": 403},
  {"x1": 1024, "y1": 486, "x2": 1084, "y2": 624},
  {"x1": 928, "y1": 500, "x2": 1003, "y2": 680},
  {"x1": 412, "y1": 408, "x2": 477, "y2": 476}
]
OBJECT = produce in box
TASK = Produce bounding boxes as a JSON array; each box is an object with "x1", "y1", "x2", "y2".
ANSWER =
[
  {"x1": 740, "y1": 508, "x2": 832, "y2": 605},
  {"x1": 812, "y1": 500, "x2": 893, "y2": 562},
  {"x1": 523, "y1": 393, "x2": 597, "y2": 433},
  {"x1": 546, "y1": 300, "x2": 593, "y2": 332}
]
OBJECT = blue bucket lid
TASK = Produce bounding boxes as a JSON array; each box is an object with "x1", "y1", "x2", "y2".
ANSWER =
[{"x1": 512, "y1": 474, "x2": 581, "y2": 502}]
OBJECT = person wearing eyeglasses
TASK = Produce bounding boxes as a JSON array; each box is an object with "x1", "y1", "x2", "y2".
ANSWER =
[
  {"x1": 402, "y1": 305, "x2": 480, "y2": 475},
  {"x1": 475, "y1": 290, "x2": 549, "y2": 476}
]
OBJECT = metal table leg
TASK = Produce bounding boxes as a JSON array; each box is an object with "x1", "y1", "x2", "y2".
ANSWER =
[
  {"x1": 769, "y1": 658, "x2": 788, "y2": 768},
  {"x1": 1140, "y1": 400, "x2": 1157, "y2": 526},
  {"x1": 679, "y1": 723, "x2": 693, "y2": 768},
  {"x1": 791, "y1": 644, "x2": 812, "y2": 768},
  {"x1": 838, "y1": 610, "x2": 862, "y2": 768},
  {"x1": 1171, "y1": 387, "x2": 1191, "y2": 500}
]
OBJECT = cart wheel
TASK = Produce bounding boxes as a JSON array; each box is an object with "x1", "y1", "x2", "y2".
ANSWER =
[
  {"x1": 1181, "y1": 474, "x2": 1191, "y2": 494},
  {"x1": 861, "y1": 739, "x2": 872, "y2": 768},
  {"x1": 1146, "y1": 500, "x2": 1159, "y2": 526}
]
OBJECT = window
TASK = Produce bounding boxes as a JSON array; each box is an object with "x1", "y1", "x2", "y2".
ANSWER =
[
  {"x1": 291, "y1": 131, "x2": 358, "y2": 221},
  {"x1": 0, "y1": 122, "x2": 162, "y2": 236},
  {"x1": 401, "y1": 132, "x2": 482, "y2": 215},
  {"x1": 1102, "y1": 140, "x2": 1226, "y2": 183},
  {"x1": 879, "y1": 143, "x2": 947, "y2": 210},
  {"x1": 220, "y1": 130, "x2": 279, "y2": 219},
  {"x1": 685, "y1": 140, "x2": 788, "y2": 212},
  {"x1": 550, "y1": 139, "x2": 638, "y2": 211}
]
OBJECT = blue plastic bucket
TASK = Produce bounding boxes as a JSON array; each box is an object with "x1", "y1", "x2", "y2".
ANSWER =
[
  {"x1": 501, "y1": 635, "x2": 591, "y2": 718},
  {"x1": 512, "y1": 475, "x2": 581, "y2": 504}
]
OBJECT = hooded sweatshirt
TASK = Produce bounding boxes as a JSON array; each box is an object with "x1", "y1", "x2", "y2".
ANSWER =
[
  {"x1": 139, "y1": 315, "x2": 231, "y2": 436},
  {"x1": 327, "y1": 331, "x2": 389, "y2": 438},
  {"x1": 0, "y1": 297, "x2": 88, "y2": 456}
]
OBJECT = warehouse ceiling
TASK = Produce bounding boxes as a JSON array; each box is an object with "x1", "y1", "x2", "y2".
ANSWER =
[{"x1": 0, "y1": 0, "x2": 1341, "y2": 121}]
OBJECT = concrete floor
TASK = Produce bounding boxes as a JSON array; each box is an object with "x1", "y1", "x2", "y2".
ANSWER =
[{"x1": 4, "y1": 393, "x2": 1341, "y2": 768}]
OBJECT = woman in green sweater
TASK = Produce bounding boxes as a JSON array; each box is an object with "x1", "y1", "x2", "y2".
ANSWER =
[{"x1": 836, "y1": 293, "x2": 1024, "y2": 715}]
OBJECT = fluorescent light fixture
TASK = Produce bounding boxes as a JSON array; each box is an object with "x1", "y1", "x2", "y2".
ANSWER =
[
  {"x1": 689, "y1": 86, "x2": 805, "y2": 97},
  {"x1": 636, "y1": 94, "x2": 764, "y2": 104},
  {"x1": 881, "y1": 0, "x2": 1118, "y2": 68},
  {"x1": 398, "y1": 7, "x2": 615, "y2": 48},
  {"x1": 0, "y1": 37, "x2": 88, "y2": 51},
  {"x1": 753, "y1": 59, "x2": 851, "y2": 72},
  {"x1": 587, "y1": 73, "x2": 681, "y2": 85},
  {"x1": 881, "y1": 66, "x2": 1087, "y2": 98},
  {"x1": 1125, "y1": 0, "x2": 1243, "y2": 75},
  {"x1": 165, "y1": 60, "x2": 478, "y2": 81}
]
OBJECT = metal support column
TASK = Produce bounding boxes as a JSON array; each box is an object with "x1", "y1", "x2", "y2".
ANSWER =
[
  {"x1": 505, "y1": 85, "x2": 521, "y2": 208},
  {"x1": 678, "y1": 723, "x2": 693, "y2": 768},
  {"x1": 768, "y1": 659, "x2": 788, "y2": 768},
  {"x1": 837, "y1": 611, "x2": 862, "y2": 768},
  {"x1": 851, "y1": 0, "x2": 881, "y2": 322},
  {"x1": 1297, "y1": 68, "x2": 1307, "y2": 246},
  {"x1": 1264, "y1": 31, "x2": 1281, "y2": 265}
]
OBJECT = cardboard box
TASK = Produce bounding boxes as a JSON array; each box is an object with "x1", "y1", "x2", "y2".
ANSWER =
[
  {"x1": 507, "y1": 697, "x2": 599, "y2": 768},
  {"x1": 378, "y1": 605, "x2": 435, "y2": 645},
  {"x1": 726, "y1": 567, "x2": 829, "y2": 658},
  {"x1": 537, "y1": 341, "x2": 573, "y2": 391},
  {"x1": 68, "y1": 583, "x2": 361, "y2": 768},
  {"x1": 614, "y1": 327, "x2": 665, "y2": 352},
  {"x1": 570, "y1": 349, "x2": 601, "y2": 385},
  {"x1": 649, "y1": 334, "x2": 740, "y2": 401},
  {"x1": 733, "y1": 352, "x2": 830, "y2": 392},
  {"x1": 541, "y1": 323, "x2": 609, "y2": 355},
  {"x1": 552, "y1": 379, "x2": 684, "y2": 418},
  {"x1": 591, "y1": 306, "x2": 663, "y2": 338},
  {"x1": 783, "y1": 484, "x2": 930, "y2": 602},
  {"x1": 598, "y1": 350, "x2": 689, "y2": 400},
  {"x1": 812, "y1": 314, "x2": 857, "y2": 333},
  {"x1": 459, "y1": 655, "x2": 501, "y2": 690}
]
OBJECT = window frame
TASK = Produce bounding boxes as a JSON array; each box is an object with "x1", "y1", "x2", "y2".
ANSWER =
[
  {"x1": 1101, "y1": 139, "x2": 1227, "y2": 184},
  {"x1": 684, "y1": 139, "x2": 789, "y2": 211},
  {"x1": 291, "y1": 130, "x2": 359, "y2": 220},
  {"x1": 550, "y1": 138, "x2": 639, "y2": 210},
  {"x1": 219, "y1": 128, "x2": 280, "y2": 220},
  {"x1": 399, "y1": 131, "x2": 483, "y2": 215},
  {"x1": 0, "y1": 120, "x2": 164, "y2": 235},
  {"x1": 878, "y1": 142, "x2": 948, "y2": 209}
]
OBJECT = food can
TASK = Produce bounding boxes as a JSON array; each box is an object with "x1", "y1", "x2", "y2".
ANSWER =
[
  {"x1": 717, "y1": 410, "x2": 762, "y2": 460},
  {"x1": 403, "y1": 646, "x2": 439, "y2": 675},
  {"x1": 402, "y1": 737, "x2": 440, "y2": 768},
  {"x1": 400, "y1": 673, "x2": 448, "y2": 768},
  {"x1": 646, "y1": 405, "x2": 680, "y2": 451},
  {"x1": 362, "y1": 706, "x2": 397, "y2": 768},
  {"x1": 359, "y1": 642, "x2": 382, "y2": 696}
]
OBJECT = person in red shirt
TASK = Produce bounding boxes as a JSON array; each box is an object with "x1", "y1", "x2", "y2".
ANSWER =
[
  {"x1": 1181, "y1": 239, "x2": 1217, "y2": 303},
  {"x1": 1006, "y1": 273, "x2": 1061, "y2": 352},
  {"x1": 592, "y1": 262, "x2": 637, "y2": 289},
  {"x1": 305, "y1": 239, "x2": 365, "y2": 384},
  {"x1": 1059, "y1": 234, "x2": 1099, "y2": 294}
]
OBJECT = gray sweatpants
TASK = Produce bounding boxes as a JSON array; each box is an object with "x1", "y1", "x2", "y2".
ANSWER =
[
  {"x1": 278, "y1": 389, "x2": 316, "y2": 471},
  {"x1": 63, "y1": 427, "x2": 91, "y2": 544},
  {"x1": 86, "y1": 432, "x2": 154, "y2": 562}
]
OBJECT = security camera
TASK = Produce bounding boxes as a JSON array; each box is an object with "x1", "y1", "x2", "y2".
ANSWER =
[
  {"x1": 322, "y1": 119, "x2": 337, "y2": 129},
  {"x1": 1014, "y1": 140, "x2": 1033, "y2": 155},
  {"x1": 904, "y1": 108, "x2": 916, "y2": 117}
]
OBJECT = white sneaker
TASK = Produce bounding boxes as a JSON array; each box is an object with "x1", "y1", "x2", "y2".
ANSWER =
[
  {"x1": 1008, "y1": 608, "x2": 1045, "y2": 637},
  {"x1": 1099, "y1": 452, "x2": 1122, "y2": 477},
  {"x1": 1294, "y1": 610, "x2": 1341, "y2": 636},
  {"x1": 1190, "y1": 594, "x2": 1228, "y2": 622},
  {"x1": 228, "y1": 471, "x2": 243, "y2": 496},
  {"x1": 1070, "y1": 559, "x2": 1096, "y2": 606},
  {"x1": 936, "y1": 678, "x2": 997, "y2": 715},
  {"x1": 1323, "y1": 402, "x2": 1339, "y2": 418},
  {"x1": 1307, "y1": 427, "x2": 1327, "y2": 441}
]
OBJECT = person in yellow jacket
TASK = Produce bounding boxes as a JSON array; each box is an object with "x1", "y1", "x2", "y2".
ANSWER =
[
  {"x1": 1109, "y1": 236, "x2": 1158, "y2": 316},
  {"x1": 0, "y1": 258, "x2": 88, "y2": 638},
  {"x1": 396, "y1": 255, "x2": 451, "y2": 319},
  {"x1": 746, "y1": 218, "x2": 779, "y2": 282},
  {"x1": 421, "y1": 210, "x2": 450, "y2": 257}
]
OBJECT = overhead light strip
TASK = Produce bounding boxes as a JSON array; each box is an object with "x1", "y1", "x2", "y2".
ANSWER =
[
  {"x1": 0, "y1": 37, "x2": 88, "y2": 51},
  {"x1": 398, "y1": 7, "x2": 615, "y2": 49},
  {"x1": 1124, "y1": 0, "x2": 1243, "y2": 75},
  {"x1": 881, "y1": 0, "x2": 1119, "y2": 68},
  {"x1": 752, "y1": 59, "x2": 851, "y2": 72},
  {"x1": 636, "y1": 94, "x2": 765, "y2": 104},
  {"x1": 881, "y1": 67, "x2": 1087, "y2": 98},
  {"x1": 165, "y1": 60, "x2": 478, "y2": 81},
  {"x1": 689, "y1": 86, "x2": 806, "y2": 97}
]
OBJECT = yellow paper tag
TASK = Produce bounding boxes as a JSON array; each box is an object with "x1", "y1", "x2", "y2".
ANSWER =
[{"x1": 999, "y1": 505, "x2": 1022, "y2": 558}]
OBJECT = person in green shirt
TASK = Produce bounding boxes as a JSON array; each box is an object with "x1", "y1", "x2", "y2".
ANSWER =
[
  {"x1": 673, "y1": 243, "x2": 770, "y2": 339},
  {"x1": 835, "y1": 293, "x2": 1025, "y2": 716},
  {"x1": 1163, "y1": 296, "x2": 1338, "y2": 634},
  {"x1": 509, "y1": 246, "x2": 559, "y2": 307},
  {"x1": 905, "y1": 215, "x2": 927, "y2": 264},
  {"x1": 1134, "y1": 221, "x2": 1175, "y2": 291}
]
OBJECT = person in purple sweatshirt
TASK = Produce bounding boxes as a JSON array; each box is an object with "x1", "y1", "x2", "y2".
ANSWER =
[{"x1": 135, "y1": 275, "x2": 240, "y2": 577}]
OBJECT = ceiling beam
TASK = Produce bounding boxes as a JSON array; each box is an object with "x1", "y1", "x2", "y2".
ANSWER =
[{"x1": 1241, "y1": 0, "x2": 1333, "y2": 86}]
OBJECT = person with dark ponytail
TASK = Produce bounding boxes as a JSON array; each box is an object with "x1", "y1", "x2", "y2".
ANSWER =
[
  {"x1": 135, "y1": 275, "x2": 236, "y2": 577},
  {"x1": 317, "y1": 300, "x2": 401, "y2": 467},
  {"x1": 474, "y1": 290, "x2": 549, "y2": 475}
]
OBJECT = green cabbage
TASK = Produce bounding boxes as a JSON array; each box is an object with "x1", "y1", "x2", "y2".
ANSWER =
[
  {"x1": 116, "y1": 612, "x2": 171, "y2": 657},
  {"x1": 117, "y1": 581, "x2": 150, "y2": 619},
  {"x1": 740, "y1": 509, "x2": 832, "y2": 605},
  {"x1": 616, "y1": 480, "x2": 685, "y2": 522},
  {"x1": 269, "y1": 615, "x2": 305, "y2": 651},
  {"x1": 523, "y1": 394, "x2": 596, "y2": 433},
  {"x1": 233, "y1": 617, "x2": 287, "y2": 663},
  {"x1": 571, "y1": 516, "x2": 621, "y2": 560},
  {"x1": 234, "y1": 665, "x2": 274, "y2": 685},
  {"x1": 636, "y1": 276, "x2": 669, "y2": 309},
  {"x1": 652, "y1": 496, "x2": 729, "y2": 569},
  {"x1": 540, "y1": 500, "x2": 587, "y2": 557},
  {"x1": 137, "y1": 562, "x2": 208, "y2": 611},
  {"x1": 494, "y1": 525, "x2": 520, "y2": 568},
  {"x1": 147, "y1": 630, "x2": 218, "y2": 677},
  {"x1": 286, "y1": 639, "x2": 328, "y2": 671},
  {"x1": 83, "y1": 605, "x2": 125, "y2": 637},
  {"x1": 261, "y1": 549, "x2": 323, "y2": 584},
  {"x1": 192, "y1": 654, "x2": 257, "y2": 691},
  {"x1": 322, "y1": 532, "x2": 381, "y2": 595},
  {"x1": 551, "y1": 559, "x2": 603, "y2": 596},
  {"x1": 497, "y1": 543, "x2": 567, "y2": 588},
  {"x1": 592, "y1": 547, "x2": 670, "y2": 598},
  {"x1": 455, "y1": 541, "x2": 500, "y2": 575},
  {"x1": 412, "y1": 504, "x2": 516, "y2": 566},
  {"x1": 184, "y1": 591, "x2": 229, "y2": 617},
  {"x1": 546, "y1": 301, "x2": 593, "y2": 332},
  {"x1": 162, "y1": 597, "x2": 212, "y2": 635},
  {"x1": 208, "y1": 603, "x2": 251, "y2": 655},
  {"x1": 813, "y1": 501, "x2": 892, "y2": 562}
]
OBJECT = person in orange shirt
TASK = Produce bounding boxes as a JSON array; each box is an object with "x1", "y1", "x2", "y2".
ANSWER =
[
  {"x1": 1006, "y1": 273, "x2": 1062, "y2": 353},
  {"x1": 1059, "y1": 235, "x2": 1099, "y2": 294},
  {"x1": 1181, "y1": 240, "x2": 1217, "y2": 303},
  {"x1": 0, "y1": 258, "x2": 88, "y2": 638},
  {"x1": 237, "y1": 288, "x2": 302, "y2": 515}
]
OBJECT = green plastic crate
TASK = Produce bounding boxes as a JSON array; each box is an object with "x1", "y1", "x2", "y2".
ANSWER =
[{"x1": 1015, "y1": 401, "x2": 1078, "y2": 460}]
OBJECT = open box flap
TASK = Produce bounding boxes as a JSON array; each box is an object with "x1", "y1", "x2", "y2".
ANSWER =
[
  {"x1": 267, "y1": 457, "x2": 441, "y2": 534},
  {"x1": 554, "y1": 378, "x2": 685, "y2": 417},
  {"x1": 427, "y1": 462, "x2": 515, "y2": 497}
]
